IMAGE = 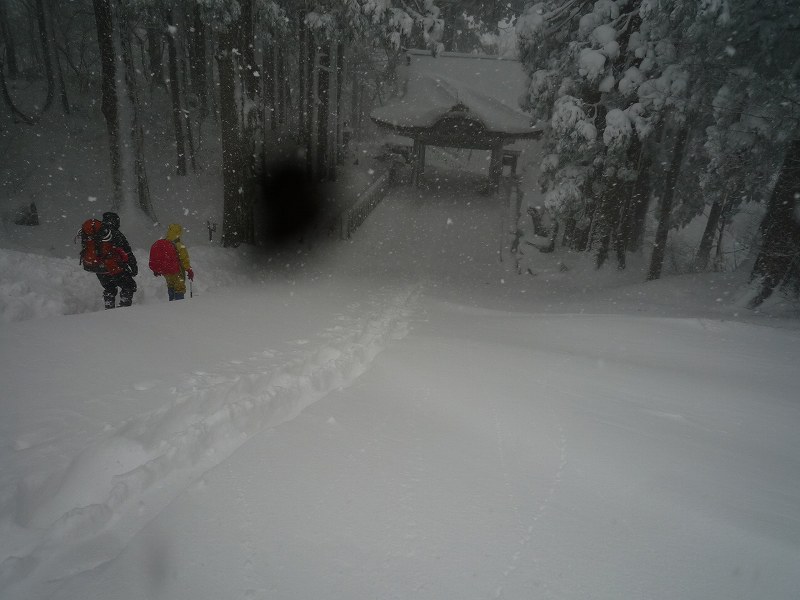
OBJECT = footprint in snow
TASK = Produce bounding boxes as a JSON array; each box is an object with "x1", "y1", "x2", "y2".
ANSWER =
[{"x1": 133, "y1": 379, "x2": 161, "y2": 391}]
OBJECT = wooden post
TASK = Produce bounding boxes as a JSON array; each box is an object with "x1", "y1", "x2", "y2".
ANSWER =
[
  {"x1": 412, "y1": 139, "x2": 422, "y2": 186},
  {"x1": 489, "y1": 145, "x2": 502, "y2": 191}
]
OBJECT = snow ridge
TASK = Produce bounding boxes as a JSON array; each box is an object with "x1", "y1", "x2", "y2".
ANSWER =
[{"x1": 0, "y1": 287, "x2": 419, "y2": 599}]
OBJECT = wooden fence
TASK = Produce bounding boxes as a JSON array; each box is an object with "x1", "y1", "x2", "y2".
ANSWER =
[{"x1": 339, "y1": 162, "x2": 402, "y2": 240}]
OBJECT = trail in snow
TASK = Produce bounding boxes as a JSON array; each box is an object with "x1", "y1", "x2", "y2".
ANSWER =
[
  {"x1": 491, "y1": 397, "x2": 567, "y2": 600},
  {"x1": 0, "y1": 287, "x2": 419, "y2": 600}
]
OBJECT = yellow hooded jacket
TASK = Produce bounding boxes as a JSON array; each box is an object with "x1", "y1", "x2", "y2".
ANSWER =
[{"x1": 164, "y1": 224, "x2": 192, "y2": 293}]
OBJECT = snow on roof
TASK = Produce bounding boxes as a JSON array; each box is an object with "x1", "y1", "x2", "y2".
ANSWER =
[{"x1": 371, "y1": 50, "x2": 538, "y2": 136}]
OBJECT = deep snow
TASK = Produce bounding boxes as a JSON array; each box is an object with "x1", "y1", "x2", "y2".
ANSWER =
[{"x1": 1, "y1": 146, "x2": 799, "y2": 599}]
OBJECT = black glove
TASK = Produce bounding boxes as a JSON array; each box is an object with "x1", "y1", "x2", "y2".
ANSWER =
[{"x1": 126, "y1": 263, "x2": 138, "y2": 277}]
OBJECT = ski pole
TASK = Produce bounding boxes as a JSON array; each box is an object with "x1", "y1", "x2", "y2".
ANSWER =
[{"x1": 190, "y1": 279, "x2": 193, "y2": 298}]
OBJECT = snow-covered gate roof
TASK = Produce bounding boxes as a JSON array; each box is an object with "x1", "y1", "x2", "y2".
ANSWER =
[{"x1": 371, "y1": 50, "x2": 541, "y2": 148}]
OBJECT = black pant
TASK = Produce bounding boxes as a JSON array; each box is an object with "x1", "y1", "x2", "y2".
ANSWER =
[{"x1": 97, "y1": 272, "x2": 137, "y2": 308}]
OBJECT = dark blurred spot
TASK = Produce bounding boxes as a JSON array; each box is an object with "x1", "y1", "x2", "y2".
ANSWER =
[{"x1": 257, "y1": 157, "x2": 326, "y2": 251}]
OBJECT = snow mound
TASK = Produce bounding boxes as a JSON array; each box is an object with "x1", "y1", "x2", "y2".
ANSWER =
[
  {"x1": 0, "y1": 250, "x2": 95, "y2": 320},
  {"x1": 0, "y1": 246, "x2": 260, "y2": 323}
]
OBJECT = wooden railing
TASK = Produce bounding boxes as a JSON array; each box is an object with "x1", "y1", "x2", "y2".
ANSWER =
[{"x1": 339, "y1": 162, "x2": 402, "y2": 239}]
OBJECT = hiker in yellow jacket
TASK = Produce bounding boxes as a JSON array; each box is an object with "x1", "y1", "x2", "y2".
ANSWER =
[{"x1": 161, "y1": 223, "x2": 193, "y2": 301}]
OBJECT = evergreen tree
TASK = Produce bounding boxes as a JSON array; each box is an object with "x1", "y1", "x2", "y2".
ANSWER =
[{"x1": 517, "y1": 0, "x2": 798, "y2": 288}]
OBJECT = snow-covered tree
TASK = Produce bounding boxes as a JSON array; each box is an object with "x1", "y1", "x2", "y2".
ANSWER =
[
  {"x1": 516, "y1": 0, "x2": 689, "y2": 269},
  {"x1": 517, "y1": 0, "x2": 798, "y2": 288}
]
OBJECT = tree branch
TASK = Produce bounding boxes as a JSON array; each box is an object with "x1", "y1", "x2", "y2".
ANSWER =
[{"x1": 0, "y1": 57, "x2": 37, "y2": 124}]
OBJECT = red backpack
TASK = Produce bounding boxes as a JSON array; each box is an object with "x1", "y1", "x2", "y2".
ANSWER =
[
  {"x1": 79, "y1": 219, "x2": 125, "y2": 275},
  {"x1": 149, "y1": 238, "x2": 181, "y2": 274}
]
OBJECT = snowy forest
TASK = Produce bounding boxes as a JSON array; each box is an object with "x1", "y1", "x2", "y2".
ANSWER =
[{"x1": 1, "y1": 0, "x2": 798, "y2": 307}]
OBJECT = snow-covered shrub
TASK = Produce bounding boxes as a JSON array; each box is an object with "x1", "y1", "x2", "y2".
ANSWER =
[{"x1": 551, "y1": 96, "x2": 597, "y2": 154}]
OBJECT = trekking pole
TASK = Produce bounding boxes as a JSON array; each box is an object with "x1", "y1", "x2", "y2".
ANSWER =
[{"x1": 190, "y1": 279, "x2": 193, "y2": 298}]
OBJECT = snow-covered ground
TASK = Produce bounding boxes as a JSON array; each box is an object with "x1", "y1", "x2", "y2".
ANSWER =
[{"x1": 1, "y1": 155, "x2": 799, "y2": 599}]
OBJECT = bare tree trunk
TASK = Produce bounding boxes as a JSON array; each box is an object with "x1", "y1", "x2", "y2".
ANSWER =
[
  {"x1": 350, "y1": 53, "x2": 363, "y2": 142},
  {"x1": 217, "y1": 29, "x2": 247, "y2": 247},
  {"x1": 179, "y1": 31, "x2": 198, "y2": 173},
  {"x1": 0, "y1": 57, "x2": 35, "y2": 123},
  {"x1": 46, "y1": 0, "x2": 69, "y2": 113},
  {"x1": 440, "y1": 3, "x2": 456, "y2": 51},
  {"x1": 165, "y1": 9, "x2": 186, "y2": 175},
  {"x1": 613, "y1": 135, "x2": 647, "y2": 268},
  {"x1": 53, "y1": 34, "x2": 69, "y2": 112},
  {"x1": 713, "y1": 210, "x2": 727, "y2": 270},
  {"x1": 35, "y1": 0, "x2": 54, "y2": 112},
  {"x1": 187, "y1": 5, "x2": 207, "y2": 118},
  {"x1": 298, "y1": 8, "x2": 308, "y2": 146},
  {"x1": 183, "y1": 85, "x2": 197, "y2": 172},
  {"x1": 305, "y1": 29, "x2": 316, "y2": 176},
  {"x1": 335, "y1": 39, "x2": 344, "y2": 167},
  {"x1": 594, "y1": 174, "x2": 626, "y2": 269},
  {"x1": 327, "y1": 39, "x2": 339, "y2": 180},
  {"x1": 749, "y1": 139, "x2": 800, "y2": 305},
  {"x1": 93, "y1": 0, "x2": 123, "y2": 208},
  {"x1": 0, "y1": 0, "x2": 19, "y2": 78},
  {"x1": 146, "y1": 27, "x2": 163, "y2": 85},
  {"x1": 647, "y1": 122, "x2": 690, "y2": 281},
  {"x1": 237, "y1": 0, "x2": 259, "y2": 244},
  {"x1": 627, "y1": 144, "x2": 653, "y2": 252},
  {"x1": 119, "y1": 11, "x2": 156, "y2": 221},
  {"x1": 693, "y1": 193, "x2": 726, "y2": 272},
  {"x1": 593, "y1": 195, "x2": 611, "y2": 268},
  {"x1": 239, "y1": 0, "x2": 257, "y2": 100},
  {"x1": 283, "y1": 49, "x2": 291, "y2": 134},
  {"x1": 263, "y1": 37, "x2": 275, "y2": 131},
  {"x1": 276, "y1": 45, "x2": 286, "y2": 131},
  {"x1": 317, "y1": 40, "x2": 330, "y2": 180}
]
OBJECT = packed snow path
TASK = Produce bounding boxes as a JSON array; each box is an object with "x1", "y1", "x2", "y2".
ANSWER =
[
  {"x1": 1, "y1": 283, "x2": 419, "y2": 599},
  {"x1": 2, "y1": 171, "x2": 799, "y2": 599}
]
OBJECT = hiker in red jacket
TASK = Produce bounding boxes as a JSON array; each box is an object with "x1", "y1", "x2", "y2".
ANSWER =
[
  {"x1": 150, "y1": 223, "x2": 194, "y2": 300},
  {"x1": 78, "y1": 212, "x2": 137, "y2": 309}
]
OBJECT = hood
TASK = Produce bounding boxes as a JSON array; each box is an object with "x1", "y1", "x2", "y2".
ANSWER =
[
  {"x1": 102, "y1": 212, "x2": 120, "y2": 230},
  {"x1": 166, "y1": 223, "x2": 182, "y2": 241}
]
